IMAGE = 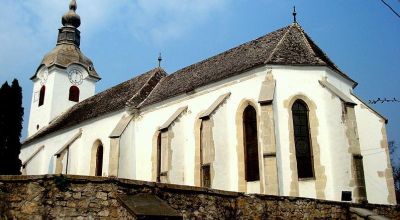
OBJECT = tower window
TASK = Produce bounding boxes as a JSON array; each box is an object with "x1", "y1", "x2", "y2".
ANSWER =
[
  {"x1": 292, "y1": 100, "x2": 314, "y2": 179},
  {"x1": 69, "y1": 86, "x2": 80, "y2": 102},
  {"x1": 38, "y1": 86, "x2": 45, "y2": 107},
  {"x1": 243, "y1": 105, "x2": 260, "y2": 182}
]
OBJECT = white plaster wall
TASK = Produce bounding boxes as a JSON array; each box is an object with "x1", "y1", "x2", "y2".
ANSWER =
[
  {"x1": 210, "y1": 100, "x2": 231, "y2": 190},
  {"x1": 119, "y1": 118, "x2": 136, "y2": 179},
  {"x1": 134, "y1": 66, "x2": 268, "y2": 190},
  {"x1": 50, "y1": 68, "x2": 95, "y2": 121},
  {"x1": 28, "y1": 66, "x2": 96, "y2": 137},
  {"x1": 355, "y1": 101, "x2": 392, "y2": 204},
  {"x1": 169, "y1": 117, "x2": 187, "y2": 184},
  {"x1": 321, "y1": 71, "x2": 355, "y2": 201},
  {"x1": 28, "y1": 71, "x2": 55, "y2": 136},
  {"x1": 182, "y1": 110, "x2": 195, "y2": 185},
  {"x1": 21, "y1": 147, "x2": 45, "y2": 175},
  {"x1": 273, "y1": 66, "x2": 324, "y2": 198},
  {"x1": 132, "y1": 114, "x2": 155, "y2": 182},
  {"x1": 22, "y1": 110, "x2": 124, "y2": 177},
  {"x1": 272, "y1": 66, "x2": 353, "y2": 200}
]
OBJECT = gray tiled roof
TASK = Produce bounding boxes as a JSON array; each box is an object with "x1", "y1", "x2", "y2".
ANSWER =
[
  {"x1": 139, "y1": 23, "x2": 355, "y2": 108},
  {"x1": 31, "y1": 44, "x2": 101, "y2": 80},
  {"x1": 23, "y1": 23, "x2": 355, "y2": 145}
]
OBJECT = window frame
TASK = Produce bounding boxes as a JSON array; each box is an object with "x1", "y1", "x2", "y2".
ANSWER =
[
  {"x1": 68, "y1": 85, "x2": 80, "y2": 102},
  {"x1": 95, "y1": 144, "x2": 103, "y2": 176},
  {"x1": 38, "y1": 85, "x2": 46, "y2": 107},
  {"x1": 243, "y1": 105, "x2": 260, "y2": 182},
  {"x1": 291, "y1": 99, "x2": 315, "y2": 180}
]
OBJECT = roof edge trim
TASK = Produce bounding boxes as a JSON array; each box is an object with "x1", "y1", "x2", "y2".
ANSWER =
[
  {"x1": 159, "y1": 106, "x2": 188, "y2": 131},
  {"x1": 199, "y1": 93, "x2": 231, "y2": 119},
  {"x1": 22, "y1": 145, "x2": 45, "y2": 168},
  {"x1": 54, "y1": 129, "x2": 82, "y2": 156}
]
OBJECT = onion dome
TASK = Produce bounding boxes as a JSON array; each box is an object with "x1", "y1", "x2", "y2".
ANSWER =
[
  {"x1": 62, "y1": 0, "x2": 81, "y2": 28},
  {"x1": 30, "y1": 0, "x2": 100, "y2": 80}
]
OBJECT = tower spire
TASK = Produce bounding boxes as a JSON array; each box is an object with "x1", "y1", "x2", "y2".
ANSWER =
[{"x1": 292, "y1": 6, "x2": 297, "y2": 23}]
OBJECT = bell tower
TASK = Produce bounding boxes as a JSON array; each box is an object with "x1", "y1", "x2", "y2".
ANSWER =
[{"x1": 27, "y1": 0, "x2": 101, "y2": 137}]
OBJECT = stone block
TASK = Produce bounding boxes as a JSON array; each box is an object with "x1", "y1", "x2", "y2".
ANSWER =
[{"x1": 96, "y1": 192, "x2": 107, "y2": 200}]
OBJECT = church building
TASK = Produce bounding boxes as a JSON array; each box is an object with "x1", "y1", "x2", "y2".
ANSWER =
[{"x1": 20, "y1": 0, "x2": 396, "y2": 205}]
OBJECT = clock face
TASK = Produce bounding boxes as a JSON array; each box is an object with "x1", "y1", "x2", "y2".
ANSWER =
[
  {"x1": 38, "y1": 68, "x2": 49, "y2": 85},
  {"x1": 68, "y1": 69, "x2": 83, "y2": 85}
]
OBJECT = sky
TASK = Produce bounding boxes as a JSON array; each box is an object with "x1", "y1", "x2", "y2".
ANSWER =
[{"x1": 0, "y1": 0, "x2": 399, "y2": 158}]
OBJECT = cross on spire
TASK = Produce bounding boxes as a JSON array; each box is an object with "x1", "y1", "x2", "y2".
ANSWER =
[
  {"x1": 158, "y1": 53, "x2": 162, "y2": 68},
  {"x1": 292, "y1": 6, "x2": 297, "y2": 23}
]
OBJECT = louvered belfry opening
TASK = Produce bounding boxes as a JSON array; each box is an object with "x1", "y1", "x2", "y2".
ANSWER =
[
  {"x1": 243, "y1": 105, "x2": 260, "y2": 182},
  {"x1": 95, "y1": 144, "x2": 104, "y2": 176},
  {"x1": 292, "y1": 100, "x2": 314, "y2": 179}
]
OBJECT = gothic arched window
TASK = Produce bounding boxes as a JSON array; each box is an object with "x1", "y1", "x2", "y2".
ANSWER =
[
  {"x1": 69, "y1": 86, "x2": 80, "y2": 102},
  {"x1": 95, "y1": 144, "x2": 104, "y2": 176},
  {"x1": 292, "y1": 100, "x2": 314, "y2": 179},
  {"x1": 38, "y1": 86, "x2": 45, "y2": 107},
  {"x1": 243, "y1": 105, "x2": 260, "y2": 181}
]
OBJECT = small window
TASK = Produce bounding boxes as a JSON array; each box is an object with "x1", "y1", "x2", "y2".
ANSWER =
[
  {"x1": 158, "y1": 131, "x2": 169, "y2": 183},
  {"x1": 38, "y1": 86, "x2": 45, "y2": 107},
  {"x1": 95, "y1": 144, "x2": 103, "y2": 176},
  {"x1": 243, "y1": 105, "x2": 260, "y2": 182},
  {"x1": 156, "y1": 132, "x2": 162, "y2": 182},
  {"x1": 292, "y1": 100, "x2": 314, "y2": 179},
  {"x1": 202, "y1": 164, "x2": 211, "y2": 188},
  {"x1": 341, "y1": 191, "x2": 352, "y2": 201},
  {"x1": 69, "y1": 86, "x2": 80, "y2": 102}
]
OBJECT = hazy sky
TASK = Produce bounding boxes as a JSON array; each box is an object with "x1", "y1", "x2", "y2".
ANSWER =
[{"x1": 0, "y1": 0, "x2": 399, "y2": 155}]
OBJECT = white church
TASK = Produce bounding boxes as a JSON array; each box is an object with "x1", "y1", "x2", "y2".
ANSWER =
[{"x1": 20, "y1": 0, "x2": 396, "y2": 205}]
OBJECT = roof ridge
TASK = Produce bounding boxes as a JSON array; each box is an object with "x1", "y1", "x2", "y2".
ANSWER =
[
  {"x1": 294, "y1": 24, "x2": 324, "y2": 64},
  {"x1": 126, "y1": 68, "x2": 166, "y2": 109},
  {"x1": 299, "y1": 27, "x2": 357, "y2": 87},
  {"x1": 137, "y1": 74, "x2": 167, "y2": 109},
  {"x1": 265, "y1": 24, "x2": 293, "y2": 64}
]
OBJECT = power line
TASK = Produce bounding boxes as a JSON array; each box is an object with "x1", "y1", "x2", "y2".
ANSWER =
[
  {"x1": 380, "y1": 0, "x2": 400, "y2": 18},
  {"x1": 369, "y1": 97, "x2": 400, "y2": 104}
]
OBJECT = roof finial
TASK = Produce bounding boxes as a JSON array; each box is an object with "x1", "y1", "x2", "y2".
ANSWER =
[
  {"x1": 292, "y1": 6, "x2": 297, "y2": 23},
  {"x1": 62, "y1": 0, "x2": 81, "y2": 28},
  {"x1": 69, "y1": 0, "x2": 77, "y2": 11},
  {"x1": 158, "y1": 53, "x2": 162, "y2": 68}
]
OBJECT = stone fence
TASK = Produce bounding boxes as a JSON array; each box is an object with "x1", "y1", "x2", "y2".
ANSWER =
[{"x1": 0, "y1": 175, "x2": 398, "y2": 219}]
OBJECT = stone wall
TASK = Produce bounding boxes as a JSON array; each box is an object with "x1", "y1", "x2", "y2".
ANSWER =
[{"x1": 0, "y1": 175, "x2": 398, "y2": 219}]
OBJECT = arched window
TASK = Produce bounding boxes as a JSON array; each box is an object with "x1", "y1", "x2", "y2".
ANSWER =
[
  {"x1": 69, "y1": 86, "x2": 80, "y2": 102},
  {"x1": 243, "y1": 105, "x2": 260, "y2": 181},
  {"x1": 95, "y1": 144, "x2": 104, "y2": 176},
  {"x1": 38, "y1": 86, "x2": 45, "y2": 107},
  {"x1": 292, "y1": 100, "x2": 314, "y2": 178}
]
